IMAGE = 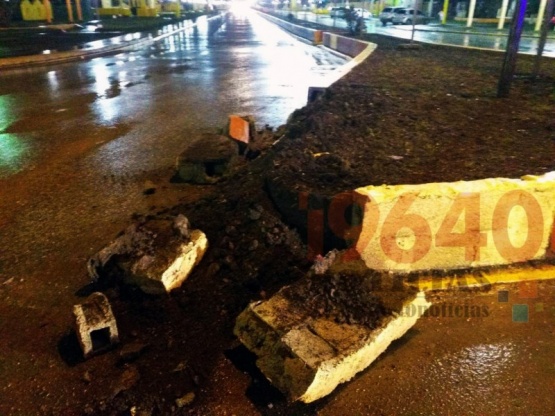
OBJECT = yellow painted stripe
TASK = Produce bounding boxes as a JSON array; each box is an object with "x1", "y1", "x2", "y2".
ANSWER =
[{"x1": 409, "y1": 263, "x2": 555, "y2": 291}]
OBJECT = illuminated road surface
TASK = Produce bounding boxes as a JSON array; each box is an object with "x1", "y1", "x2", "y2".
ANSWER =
[{"x1": 0, "y1": 12, "x2": 346, "y2": 413}]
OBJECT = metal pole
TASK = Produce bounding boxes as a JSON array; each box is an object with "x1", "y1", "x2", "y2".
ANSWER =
[
  {"x1": 533, "y1": 0, "x2": 555, "y2": 75},
  {"x1": 467, "y1": 0, "x2": 476, "y2": 27},
  {"x1": 441, "y1": 0, "x2": 448, "y2": 24},
  {"x1": 75, "y1": 0, "x2": 83, "y2": 20},
  {"x1": 411, "y1": 3, "x2": 416, "y2": 42},
  {"x1": 44, "y1": 0, "x2": 52, "y2": 22},
  {"x1": 497, "y1": 0, "x2": 527, "y2": 97},
  {"x1": 535, "y1": 0, "x2": 548, "y2": 31},
  {"x1": 65, "y1": 0, "x2": 74, "y2": 22}
]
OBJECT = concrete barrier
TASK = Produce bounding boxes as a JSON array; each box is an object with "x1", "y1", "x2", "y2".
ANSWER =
[
  {"x1": 322, "y1": 32, "x2": 369, "y2": 57},
  {"x1": 259, "y1": 13, "x2": 324, "y2": 44},
  {"x1": 353, "y1": 172, "x2": 555, "y2": 272},
  {"x1": 257, "y1": 12, "x2": 376, "y2": 102},
  {"x1": 234, "y1": 275, "x2": 431, "y2": 403}
]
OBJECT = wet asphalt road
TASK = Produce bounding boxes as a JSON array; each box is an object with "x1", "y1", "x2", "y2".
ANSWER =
[
  {"x1": 0, "y1": 11, "x2": 346, "y2": 271},
  {"x1": 0, "y1": 11, "x2": 346, "y2": 414}
]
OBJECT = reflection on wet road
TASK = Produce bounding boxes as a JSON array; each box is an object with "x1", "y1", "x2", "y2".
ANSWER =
[
  {"x1": 0, "y1": 11, "x2": 346, "y2": 287},
  {"x1": 0, "y1": 13, "x2": 345, "y2": 179},
  {"x1": 0, "y1": 12, "x2": 346, "y2": 411}
]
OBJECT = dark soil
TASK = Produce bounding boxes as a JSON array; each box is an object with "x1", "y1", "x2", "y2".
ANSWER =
[
  {"x1": 282, "y1": 267, "x2": 418, "y2": 328},
  {"x1": 8, "y1": 34, "x2": 555, "y2": 416},
  {"x1": 269, "y1": 36, "x2": 555, "y2": 195}
]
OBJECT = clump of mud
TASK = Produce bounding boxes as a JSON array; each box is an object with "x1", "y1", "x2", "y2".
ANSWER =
[{"x1": 282, "y1": 270, "x2": 417, "y2": 328}]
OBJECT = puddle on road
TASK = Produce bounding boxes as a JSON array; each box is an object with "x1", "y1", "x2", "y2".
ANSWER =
[
  {"x1": 0, "y1": 95, "x2": 32, "y2": 177},
  {"x1": 430, "y1": 342, "x2": 516, "y2": 388},
  {"x1": 0, "y1": 133, "x2": 32, "y2": 177}
]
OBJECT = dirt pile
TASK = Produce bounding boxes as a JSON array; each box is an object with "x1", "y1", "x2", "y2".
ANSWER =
[{"x1": 269, "y1": 36, "x2": 555, "y2": 196}]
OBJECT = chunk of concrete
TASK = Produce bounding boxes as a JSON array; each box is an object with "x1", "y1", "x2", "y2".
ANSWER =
[
  {"x1": 307, "y1": 86, "x2": 327, "y2": 103},
  {"x1": 354, "y1": 171, "x2": 555, "y2": 272},
  {"x1": 88, "y1": 216, "x2": 208, "y2": 294},
  {"x1": 234, "y1": 270, "x2": 431, "y2": 403},
  {"x1": 175, "y1": 133, "x2": 238, "y2": 184},
  {"x1": 73, "y1": 292, "x2": 119, "y2": 358},
  {"x1": 125, "y1": 229, "x2": 208, "y2": 295}
]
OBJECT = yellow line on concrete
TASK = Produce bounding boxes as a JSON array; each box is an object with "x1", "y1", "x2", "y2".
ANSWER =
[{"x1": 410, "y1": 262, "x2": 555, "y2": 292}]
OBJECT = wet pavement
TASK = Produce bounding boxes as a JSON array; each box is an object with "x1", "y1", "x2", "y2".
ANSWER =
[
  {"x1": 1, "y1": 9, "x2": 555, "y2": 416},
  {"x1": 0, "y1": 26, "x2": 120, "y2": 58},
  {"x1": 0, "y1": 11, "x2": 346, "y2": 414}
]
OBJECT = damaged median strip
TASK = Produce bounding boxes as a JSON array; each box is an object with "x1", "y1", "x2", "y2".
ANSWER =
[
  {"x1": 231, "y1": 13, "x2": 555, "y2": 405},
  {"x1": 236, "y1": 169, "x2": 555, "y2": 403},
  {"x1": 64, "y1": 14, "x2": 555, "y2": 411},
  {"x1": 234, "y1": 264, "x2": 431, "y2": 403}
]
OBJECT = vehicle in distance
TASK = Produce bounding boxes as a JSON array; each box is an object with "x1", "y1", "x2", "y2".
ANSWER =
[
  {"x1": 353, "y1": 7, "x2": 372, "y2": 19},
  {"x1": 391, "y1": 8, "x2": 430, "y2": 25},
  {"x1": 329, "y1": 7, "x2": 348, "y2": 17},
  {"x1": 378, "y1": 6, "x2": 405, "y2": 25}
]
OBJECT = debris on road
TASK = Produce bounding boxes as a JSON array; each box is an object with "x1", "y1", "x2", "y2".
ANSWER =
[
  {"x1": 235, "y1": 263, "x2": 431, "y2": 403},
  {"x1": 87, "y1": 214, "x2": 208, "y2": 294},
  {"x1": 175, "y1": 133, "x2": 239, "y2": 184},
  {"x1": 73, "y1": 292, "x2": 119, "y2": 358}
]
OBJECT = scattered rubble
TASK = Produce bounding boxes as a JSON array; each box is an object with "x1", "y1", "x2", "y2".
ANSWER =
[
  {"x1": 235, "y1": 266, "x2": 431, "y2": 403},
  {"x1": 111, "y1": 365, "x2": 141, "y2": 399},
  {"x1": 73, "y1": 292, "x2": 119, "y2": 358},
  {"x1": 118, "y1": 341, "x2": 150, "y2": 363},
  {"x1": 175, "y1": 133, "x2": 239, "y2": 184},
  {"x1": 142, "y1": 180, "x2": 157, "y2": 195},
  {"x1": 175, "y1": 392, "x2": 195, "y2": 408},
  {"x1": 87, "y1": 214, "x2": 208, "y2": 294}
]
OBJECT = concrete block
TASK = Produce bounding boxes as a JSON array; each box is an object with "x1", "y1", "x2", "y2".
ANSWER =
[
  {"x1": 307, "y1": 86, "x2": 327, "y2": 103},
  {"x1": 124, "y1": 229, "x2": 208, "y2": 295},
  {"x1": 88, "y1": 216, "x2": 208, "y2": 294},
  {"x1": 234, "y1": 273, "x2": 430, "y2": 403},
  {"x1": 73, "y1": 292, "x2": 119, "y2": 358},
  {"x1": 354, "y1": 172, "x2": 555, "y2": 272},
  {"x1": 175, "y1": 133, "x2": 238, "y2": 184}
]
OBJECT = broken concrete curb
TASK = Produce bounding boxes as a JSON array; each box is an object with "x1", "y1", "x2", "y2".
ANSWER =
[
  {"x1": 125, "y1": 229, "x2": 208, "y2": 295},
  {"x1": 73, "y1": 292, "x2": 119, "y2": 358},
  {"x1": 175, "y1": 133, "x2": 239, "y2": 184},
  {"x1": 354, "y1": 171, "x2": 555, "y2": 272},
  {"x1": 234, "y1": 275, "x2": 431, "y2": 403},
  {"x1": 88, "y1": 215, "x2": 208, "y2": 294}
]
